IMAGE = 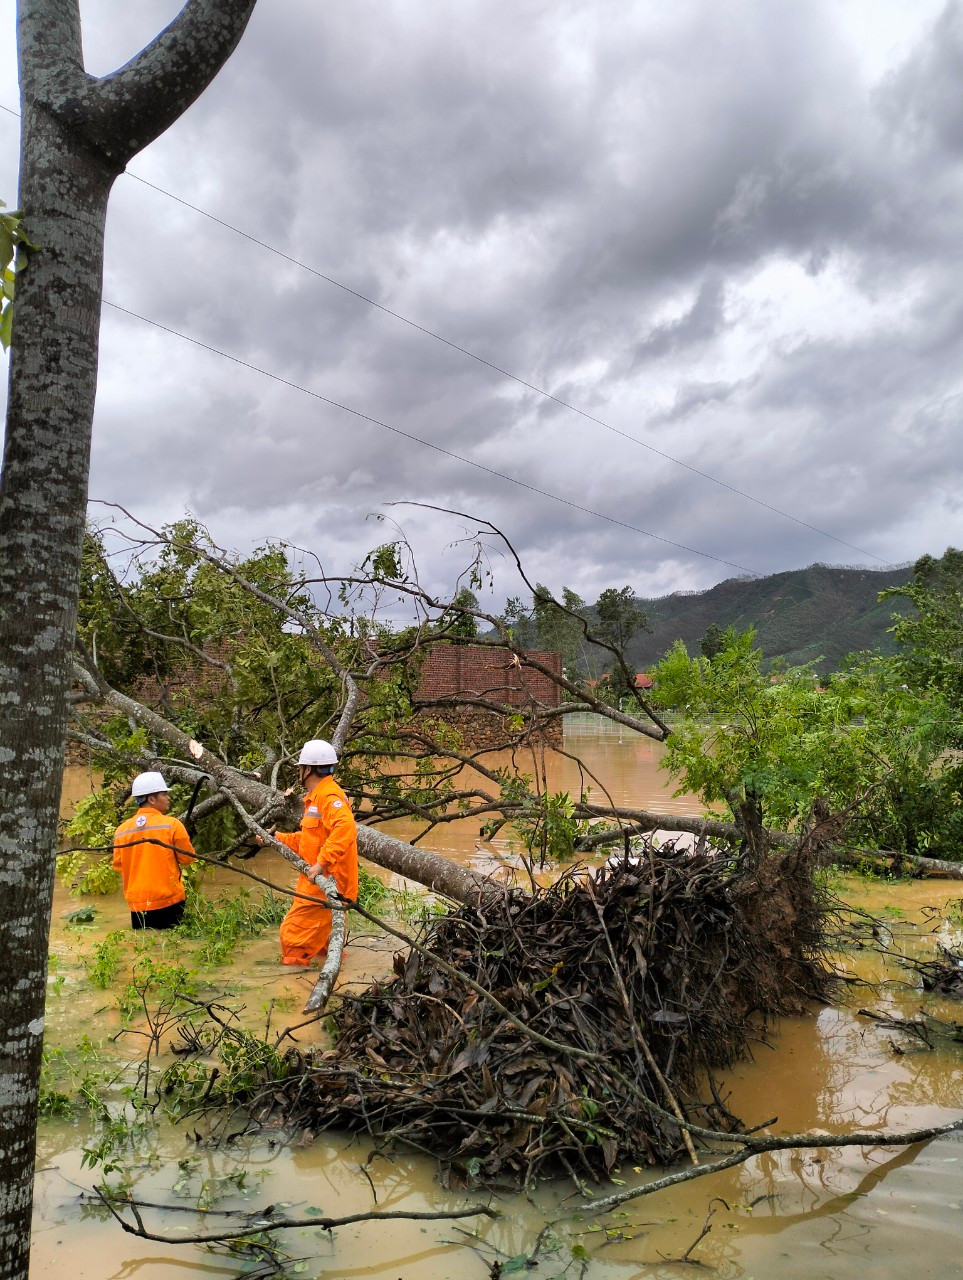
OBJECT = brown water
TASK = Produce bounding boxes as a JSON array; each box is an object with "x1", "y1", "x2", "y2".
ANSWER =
[
  {"x1": 382, "y1": 711, "x2": 704, "y2": 878},
  {"x1": 35, "y1": 722, "x2": 963, "y2": 1277}
]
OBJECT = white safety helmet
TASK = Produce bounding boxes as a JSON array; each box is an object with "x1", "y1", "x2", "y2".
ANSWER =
[
  {"x1": 298, "y1": 739, "x2": 338, "y2": 767},
  {"x1": 131, "y1": 770, "x2": 170, "y2": 799}
]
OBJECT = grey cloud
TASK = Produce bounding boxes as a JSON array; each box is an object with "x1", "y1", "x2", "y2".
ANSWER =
[
  {"x1": 618, "y1": 279, "x2": 727, "y2": 373},
  {"x1": 657, "y1": 378, "x2": 744, "y2": 425},
  {"x1": 5, "y1": 0, "x2": 963, "y2": 607},
  {"x1": 879, "y1": 2, "x2": 963, "y2": 156}
]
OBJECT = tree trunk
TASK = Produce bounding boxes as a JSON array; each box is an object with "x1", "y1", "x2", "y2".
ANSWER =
[
  {"x1": 1, "y1": 5, "x2": 257, "y2": 1275},
  {"x1": 0, "y1": 95, "x2": 115, "y2": 1280},
  {"x1": 356, "y1": 824, "x2": 493, "y2": 903}
]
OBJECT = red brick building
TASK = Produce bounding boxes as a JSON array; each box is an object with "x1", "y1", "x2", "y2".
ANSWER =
[{"x1": 414, "y1": 645, "x2": 563, "y2": 748}]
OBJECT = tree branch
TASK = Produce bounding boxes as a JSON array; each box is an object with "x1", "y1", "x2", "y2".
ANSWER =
[
  {"x1": 95, "y1": 1188, "x2": 496, "y2": 1244},
  {"x1": 17, "y1": 0, "x2": 87, "y2": 105},
  {"x1": 80, "y1": 0, "x2": 259, "y2": 168},
  {"x1": 582, "y1": 1115, "x2": 963, "y2": 1214}
]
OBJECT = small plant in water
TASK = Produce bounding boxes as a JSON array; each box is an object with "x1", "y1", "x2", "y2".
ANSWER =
[
  {"x1": 945, "y1": 898, "x2": 963, "y2": 927},
  {"x1": 177, "y1": 880, "x2": 287, "y2": 967},
  {"x1": 86, "y1": 930, "x2": 128, "y2": 989},
  {"x1": 357, "y1": 865, "x2": 389, "y2": 913},
  {"x1": 118, "y1": 954, "x2": 198, "y2": 1023}
]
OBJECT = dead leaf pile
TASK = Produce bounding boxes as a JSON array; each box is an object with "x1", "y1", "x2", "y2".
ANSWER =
[{"x1": 261, "y1": 841, "x2": 832, "y2": 1187}]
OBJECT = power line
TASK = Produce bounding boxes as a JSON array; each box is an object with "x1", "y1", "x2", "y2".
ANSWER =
[
  {"x1": 119, "y1": 180, "x2": 885, "y2": 565},
  {"x1": 0, "y1": 99, "x2": 881, "y2": 563},
  {"x1": 103, "y1": 298, "x2": 760, "y2": 577}
]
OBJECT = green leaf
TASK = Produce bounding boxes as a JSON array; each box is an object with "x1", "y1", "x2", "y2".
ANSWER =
[
  {"x1": 65, "y1": 906, "x2": 96, "y2": 923},
  {"x1": 0, "y1": 302, "x2": 13, "y2": 350},
  {"x1": 501, "y1": 1256, "x2": 531, "y2": 1274},
  {"x1": 571, "y1": 1244, "x2": 589, "y2": 1260}
]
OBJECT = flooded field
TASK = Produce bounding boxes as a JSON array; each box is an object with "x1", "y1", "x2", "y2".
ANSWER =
[{"x1": 35, "y1": 721, "x2": 963, "y2": 1277}]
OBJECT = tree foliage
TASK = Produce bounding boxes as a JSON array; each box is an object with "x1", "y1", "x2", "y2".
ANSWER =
[
  {"x1": 882, "y1": 547, "x2": 963, "y2": 730},
  {"x1": 699, "y1": 623, "x2": 728, "y2": 661},
  {"x1": 594, "y1": 586, "x2": 647, "y2": 699},
  {"x1": 655, "y1": 627, "x2": 963, "y2": 858},
  {"x1": 0, "y1": 200, "x2": 36, "y2": 351},
  {"x1": 440, "y1": 586, "x2": 480, "y2": 638},
  {"x1": 79, "y1": 522, "x2": 341, "y2": 764},
  {"x1": 72, "y1": 515, "x2": 672, "y2": 886},
  {"x1": 533, "y1": 584, "x2": 588, "y2": 673}
]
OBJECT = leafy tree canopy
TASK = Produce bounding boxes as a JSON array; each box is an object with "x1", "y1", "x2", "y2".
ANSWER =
[
  {"x1": 654, "y1": 626, "x2": 963, "y2": 858},
  {"x1": 882, "y1": 546, "x2": 963, "y2": 723}
]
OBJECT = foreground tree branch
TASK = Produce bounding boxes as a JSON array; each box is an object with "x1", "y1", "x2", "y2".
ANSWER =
[
  {"x1": 71, "y1": 647, "x2": 496, "y2": 907},
  {"x1": 575, "y1": 805, "x2": 963, "y2": 879},
  {"x1": 582, "y1": 1114, "x2": 963, "y2": 1214},
  {"x1": 94, "y1": 1187, "x2": 496, "y2": 1245}
]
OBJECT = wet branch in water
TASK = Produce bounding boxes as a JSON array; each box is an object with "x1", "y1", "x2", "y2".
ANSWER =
[
  {"x1": 581, "y1": 1113, "x2": 963, "y2": 1214},
  {"x1": 92, "y1": 1187, "x2": 496, "y2": 1244}
]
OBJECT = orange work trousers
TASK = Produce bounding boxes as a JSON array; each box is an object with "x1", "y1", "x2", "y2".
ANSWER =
[{"x1": 280, "y1": 878, "x2": 335, "y2": 966}]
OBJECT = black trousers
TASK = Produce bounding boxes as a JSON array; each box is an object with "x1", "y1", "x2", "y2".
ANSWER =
[{"x1": 130, "y1": 900, "x2": 185, "y2": 931}]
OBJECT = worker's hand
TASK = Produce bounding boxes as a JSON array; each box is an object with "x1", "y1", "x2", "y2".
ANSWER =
[
  {"x1": 305, "y1": 861, "x2": 324, "y2": 880},
  {"x1": 235, "y1": 833, "x2": 261, "y2": 860}
]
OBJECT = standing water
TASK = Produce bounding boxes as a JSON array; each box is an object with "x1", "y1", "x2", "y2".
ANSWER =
[{"x1": 35, "y1": 720, "x2": 963, "y2": 1276}]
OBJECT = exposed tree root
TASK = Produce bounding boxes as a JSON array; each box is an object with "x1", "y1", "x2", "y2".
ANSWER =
[{"x1": 223, "y1": 840, "x2": 834, "y2": 1187}]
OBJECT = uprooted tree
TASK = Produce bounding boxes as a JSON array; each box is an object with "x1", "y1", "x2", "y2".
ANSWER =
[
  {"x1": 46, "y1": 509, "x2": 963, "y2": 1280},
  {"x1": 0, "y1": 5, "x2": 259, "y2": 1276},
  {"x1": 58, "y1": 510, "x2": 963, "y2": 1231}
]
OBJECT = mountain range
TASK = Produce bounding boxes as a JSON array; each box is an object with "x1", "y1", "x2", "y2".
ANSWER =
[{"x1": 616, "y1": 562, "x2": 915, "y2": 673}]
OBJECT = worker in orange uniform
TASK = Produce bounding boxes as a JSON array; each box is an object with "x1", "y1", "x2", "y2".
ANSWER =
[
  {"x1": 271, "y1": 739, "x2": 359, "y2": 967},
  {"x1": 112, "y1": 771, "x2": 195, "y2": 930}
]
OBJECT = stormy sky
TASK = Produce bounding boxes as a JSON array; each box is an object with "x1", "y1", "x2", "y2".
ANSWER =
[{"x1": 2, "y1": 0, "x2": 962, "y2": 611}]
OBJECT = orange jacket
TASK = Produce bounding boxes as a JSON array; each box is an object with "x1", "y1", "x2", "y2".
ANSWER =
[
  {"x1": 276, "y1": 775, "x2": 359, "y2": 904},
  {"x1": 112, "y1": 805, "x2": 195, "y2": 913}
]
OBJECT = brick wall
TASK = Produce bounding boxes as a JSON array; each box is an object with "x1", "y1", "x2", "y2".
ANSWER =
[
  {"x1": 412, "y1": 645, "x2": 563, "y2": 749},
  {"x1": 410, "y1": 706, "x2": 561, "y2": 751},
  {"x1": 416, "y1": 645, "x2": 562, "y2": 708}
]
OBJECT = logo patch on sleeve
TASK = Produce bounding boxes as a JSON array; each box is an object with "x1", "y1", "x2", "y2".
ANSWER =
[
  {"x1": 332, "y1": 800, "x2": 343, "y2": 808},
  {"x1": 135, "y1": 814, "x2": 147, "y2": 828}
]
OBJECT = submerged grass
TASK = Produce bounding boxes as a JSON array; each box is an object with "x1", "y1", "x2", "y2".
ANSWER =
[{"x1": 176, "y1": 882, "x2": 287, "y2": 967}]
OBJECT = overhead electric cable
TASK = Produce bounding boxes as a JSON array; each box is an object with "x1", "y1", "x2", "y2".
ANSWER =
[
  {"x1": 103, "y1": 298, "x2": 760, "y2": 577},
  {"x1": 120, "y1": 178, "x2": 884, "y2": 564},
  {"x1": 0, "y1": 99, "x2": 880, "y2": 562},
  {"x1": 0, "y1": 103, "x2": 878, "y2": 562}
]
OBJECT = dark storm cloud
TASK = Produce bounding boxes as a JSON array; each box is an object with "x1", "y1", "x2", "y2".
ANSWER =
[
  {"x1": 3, "y1": 0, "x2": 963, "y2": 605},
  {"x1": 879, "y1": 2, "x2": 963, "y2": 157},
  {"x1": 618, "y1": 279, "x2": 728, "y2": 372}
]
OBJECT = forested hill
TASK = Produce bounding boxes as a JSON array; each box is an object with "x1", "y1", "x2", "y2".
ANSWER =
[{"x1": 623, "y1": 562, "x2": 915, "y2": 673}]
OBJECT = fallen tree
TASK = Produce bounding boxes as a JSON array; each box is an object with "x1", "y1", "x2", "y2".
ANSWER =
[
  {"x1": 67, "y1": 510, "x2": 963, "y2": 1023},
  {"x1": 576, "y1": 811, "x2": 963, "y2": 880},
  {"x1": 160, "y1": 837, "x2": 835, "y2": 1188}
]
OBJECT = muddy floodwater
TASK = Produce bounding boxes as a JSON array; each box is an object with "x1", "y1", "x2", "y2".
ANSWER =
[{"x1": 35, "y1": 718, "x2": 963, "y2": 1277}]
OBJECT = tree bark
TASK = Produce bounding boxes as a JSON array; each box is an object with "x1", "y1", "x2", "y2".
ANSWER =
[
  {"x1": 0, "y1": 5, "x2": 257, "y2": 1276},
  {"x1": 575, "y1": 806, "x2": 963, "y2": 879}
]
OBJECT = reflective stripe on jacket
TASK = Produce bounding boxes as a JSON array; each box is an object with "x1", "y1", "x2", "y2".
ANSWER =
[{"x1": 112, "y1": 806, "x2": 195, "y2": 913}]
